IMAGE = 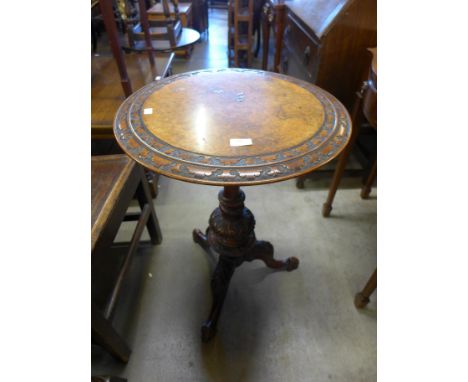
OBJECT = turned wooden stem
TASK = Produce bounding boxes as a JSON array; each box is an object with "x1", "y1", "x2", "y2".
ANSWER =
[{"x1": 223, "y1": 185, "x2": 240, "y2": 199}]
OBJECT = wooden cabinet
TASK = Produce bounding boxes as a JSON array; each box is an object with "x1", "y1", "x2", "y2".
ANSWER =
[{"x1": 279, "y1": 0, "x2": 376, "y2": 109}]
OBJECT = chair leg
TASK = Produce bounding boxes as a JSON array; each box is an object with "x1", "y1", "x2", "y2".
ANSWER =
[
  {"x1": 354, "y1": 269, "x2": 377, "y2": 309},
  {"x1": 136, "y1": 168, "x2": 163, "y2": 245},
  {"x1": 104, "y1": 204, "x2": 152, "y2": 320},
  {"x1": 254, "y1": 27, "x2": 261, "y2": 58},
  {"x1": 322, "y1": 93, "x2": 363, "y2": 217},
  {"x1": 144, "y1": 169, "x2": 159, "y2": 199},
  {"x1": 361, "y1": 159, "x2": 377, "y2": 199},
  {"x1": 92, "y1": 302, "x2": 131, "y2": 363}
]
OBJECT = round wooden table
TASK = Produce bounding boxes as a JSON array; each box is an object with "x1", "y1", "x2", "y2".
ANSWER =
[{"x1": 114, "y1": 68, "x2": 352, "y2": 342}]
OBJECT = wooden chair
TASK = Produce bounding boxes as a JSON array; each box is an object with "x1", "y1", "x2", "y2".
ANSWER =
[
  {"x1": 322, "y1": 48, "x2": 377, "y2": 217},
  {"x1": 91, "y1": 155, "x2": 162, "y2": 362},
  {"x1": 127, "y1": 0, "x2": 183, "y2": 50},
  {"x1": 123, "y1": 0, "x2": 200, "y2": 53},
  {"x1": 228, "y1": 0, "x2": 254, "y2": 67}
]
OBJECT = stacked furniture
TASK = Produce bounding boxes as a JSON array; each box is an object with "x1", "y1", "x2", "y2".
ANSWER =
[
  {"x1": 261, "y1": 0, "x2": 287, "y2": 71},
  {"x1": 122, "y1": 0, "x2": 200, "y2": 57},
  {"x1": 228, "y1": 0, "x2": 254, "y2": 67},
  {"x1": 145, "y1": 0, "x2": 200, "y2": 57}
]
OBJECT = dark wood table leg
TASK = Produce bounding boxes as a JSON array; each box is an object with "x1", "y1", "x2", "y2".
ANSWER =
[
  {"x1": 193, "y1": 186, "x2": 299, "y2": 342},
  {"x1": 245, "y1": 240, "x2": 299, "y2": 270},
  {"x1": 201, "y1": 255, "x2": 242, "y2": 341},
  {"x1": 354, "y1": 269, "x2": 377, "y2": 309}
]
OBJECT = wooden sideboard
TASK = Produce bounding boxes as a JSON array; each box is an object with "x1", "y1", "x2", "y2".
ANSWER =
[{"x1": 264, "y1": 0, "x2": 376, "y2": 109}]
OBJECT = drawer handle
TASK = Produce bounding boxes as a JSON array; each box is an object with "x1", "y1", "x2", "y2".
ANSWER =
[{"x1": 303, "y1": 46, "x2": 311, "y2": 65}]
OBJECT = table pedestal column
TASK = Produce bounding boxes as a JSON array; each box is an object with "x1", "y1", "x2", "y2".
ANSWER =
[{"x1": 193, "y1": 186, "x2": 299, "y2": 342}]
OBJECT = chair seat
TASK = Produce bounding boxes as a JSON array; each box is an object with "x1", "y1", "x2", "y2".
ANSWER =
[{"x1": 91, "y1": 155, "x2": 137, "y2": 252}]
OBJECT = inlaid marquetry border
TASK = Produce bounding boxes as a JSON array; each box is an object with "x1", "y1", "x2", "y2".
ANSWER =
[{"x1": 114, "y1": 68, "x2": 352, "y2": 186}]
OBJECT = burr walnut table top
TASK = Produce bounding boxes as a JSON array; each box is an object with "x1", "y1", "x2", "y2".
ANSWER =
[{"x1": 114, "y1": 68, "x2": 352, "y2": 186}]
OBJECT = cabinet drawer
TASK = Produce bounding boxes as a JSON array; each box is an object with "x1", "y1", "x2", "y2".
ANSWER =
[
  {"x1": 283, "y1": 11, "x2": 320, "y2": 82},
  {"x1": 280, "y1": 44, "x2": 311, "y2": 82}
]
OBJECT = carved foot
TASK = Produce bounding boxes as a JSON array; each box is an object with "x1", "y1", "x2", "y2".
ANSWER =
[
  {"x1": 322, "y1": 203, "x2": 332, "y2": 217},
  {"x1": 193, "y1": 228, "x2": 210, "y2": 251},
  {"x1": 354, "y1": 292, "x2": 370, "y2": 309},
  {"x1": 202, "y1": 256, "x2": 239, "y2": 342},
  {"x1": 360, "y1": 186, "x2": 371, "y2": 199},
  {"x1": 201, "y1": 321, "x2": 216, "y2": 343},
  {"x1": 248, "y1": 241, "x2": 299, "y2": 271}
]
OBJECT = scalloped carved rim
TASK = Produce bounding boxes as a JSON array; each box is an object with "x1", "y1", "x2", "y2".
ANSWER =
[{"x1": 114, "y1": 68, "x2": 352, "y2": 186}]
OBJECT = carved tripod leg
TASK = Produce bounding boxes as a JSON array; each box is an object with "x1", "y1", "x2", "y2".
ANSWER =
[
  {"x1": 202, "y1": 255, "x2": 240, "y2": 342},
  {"x1": 247, "y1": 240, "x2": 299, "y2": 271}
]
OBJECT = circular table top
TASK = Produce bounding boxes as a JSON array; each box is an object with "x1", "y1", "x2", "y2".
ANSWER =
[{"x1": 114, "y1": 68, "x2": 352, "y2": 186}]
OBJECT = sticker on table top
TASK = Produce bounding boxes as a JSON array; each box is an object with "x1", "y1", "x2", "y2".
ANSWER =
[
  {"x1": 143, "y1": 108, "x2": 153, "y2": 115},
  {"x1": 230, "y1": 138, "x2": 252, "y2": 147}
]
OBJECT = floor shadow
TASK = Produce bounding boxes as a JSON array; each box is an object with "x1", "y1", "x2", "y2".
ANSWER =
[{"x1": 199, "y1": 273, "x2": 265, "y2": 382}]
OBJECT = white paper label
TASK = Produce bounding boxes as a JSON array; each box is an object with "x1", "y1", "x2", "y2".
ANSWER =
[
  {"x1": 143, "y1": 108, "x2": 153, "y2": 115},
  {"x1": 230, "y1": 138, "x2": 253, "y2": 147}
]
